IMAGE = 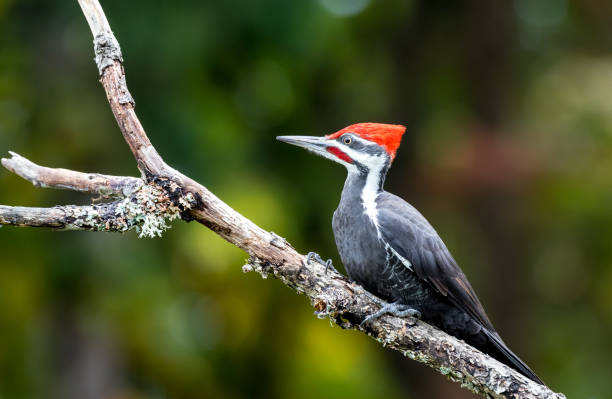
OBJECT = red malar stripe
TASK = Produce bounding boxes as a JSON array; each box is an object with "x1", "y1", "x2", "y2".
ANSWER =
[{"x1": 327, "y1": 147, "x2": 353, "y2": 164}]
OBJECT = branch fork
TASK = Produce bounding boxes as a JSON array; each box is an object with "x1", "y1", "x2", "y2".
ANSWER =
[{"x1": 0, "y1": 1, "x2": 565, "y2": 398}]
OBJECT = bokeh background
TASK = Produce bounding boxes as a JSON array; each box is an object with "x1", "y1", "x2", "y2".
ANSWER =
[{"x1": 1, "y1": 0, "x2": 612, "y2": 398}]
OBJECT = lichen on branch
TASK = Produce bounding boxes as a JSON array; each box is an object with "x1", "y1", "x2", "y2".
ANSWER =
[
  {"x1": 0, "y1": 178, "x2": 194, "y2": 236},
  {"x1": 114, "y1": 183, "x2": 194, "y2": 237}
]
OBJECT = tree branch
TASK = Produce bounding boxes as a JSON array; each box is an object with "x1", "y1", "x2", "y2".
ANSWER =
[
  {"x1": 0, "y1": 203, "x2": 118, "y2": 230},
  {"x1": 78, "y1": 0, "x2": 165, "y2": 177},
  {"x1": 1, "y1": 151, "x2": 142, "y2": 197},
  {"x1": 0, "y1": 1, "x2": 565, "y2": 398},
  {"x1": 0, "y1": 181, "x2": 185, "y2": 237}
]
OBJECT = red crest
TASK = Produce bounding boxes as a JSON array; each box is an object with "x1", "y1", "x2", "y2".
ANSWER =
[{"x1": 326, "y1": 123, "x2": 406, "y2": 160}]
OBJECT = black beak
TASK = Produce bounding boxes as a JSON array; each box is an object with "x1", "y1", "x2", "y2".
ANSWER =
[{"x1": 276, "y1": 135, "x2": 328, "y2": 154}]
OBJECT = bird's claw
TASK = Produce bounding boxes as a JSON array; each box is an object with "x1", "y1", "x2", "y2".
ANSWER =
[
  {"x1": 305, "y1": 252, "x2": 337, "y2": 274},
  {"x1": 360, "y1": 302, "x2": 421, "y2": 327}
]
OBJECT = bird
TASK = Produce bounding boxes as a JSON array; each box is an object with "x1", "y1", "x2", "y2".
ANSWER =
[{"x1": 277, "y1": 123, "x2": 543, "y2": 384}]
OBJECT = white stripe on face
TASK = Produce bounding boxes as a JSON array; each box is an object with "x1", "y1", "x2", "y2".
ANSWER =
[
  {"x1": 332, "y1": 136, "x2": 389, "y2": 235},
  {"x1": 330, "y1": 135, "x2": 388, "y2": 171}
]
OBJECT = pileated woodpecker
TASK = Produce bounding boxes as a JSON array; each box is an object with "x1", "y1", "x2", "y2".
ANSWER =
[{"x1": 277, "y1": 123, "x2": 542, "y2": 384}]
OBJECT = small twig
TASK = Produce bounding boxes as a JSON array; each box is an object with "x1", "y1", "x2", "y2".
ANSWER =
[
  {"x1": 1, "y1": 151, "x2": 142, "y2": 197},
  {"x1": 0, "y1": 203, "x2": 119, "y2": 230},
  {"x1": 78, "y1": 0, "x2": 165, "y2": 178},
  {"x1": 0, "y1": 183, "x2": 185, "y2": 237}
]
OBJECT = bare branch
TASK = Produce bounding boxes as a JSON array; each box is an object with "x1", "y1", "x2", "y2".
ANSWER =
[
  {"x1": 0, "y1": 203, "x2": 118, "y2": 230},
  {"x1": 1, "y1": 151, "x2": 142, "y2": 197},
  {"x1": 78, "y1": 0, "x2": 166, "y2": 177},
  {"x1": 0, "y1": 1, "x2": 566, "y2": 398},
  {"x1": 0, "y1": 183, "x2": 185, "y2": 237},
  {"x1": 77, "y1": 0, "x2": 112, "y2": 38}
]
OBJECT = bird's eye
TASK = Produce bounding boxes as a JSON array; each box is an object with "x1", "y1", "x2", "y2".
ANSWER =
[{"x1": 342, "y1": 136, "x2": 352, "y2": 145}]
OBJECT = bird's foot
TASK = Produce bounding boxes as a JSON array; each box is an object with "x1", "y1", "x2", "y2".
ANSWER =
[
  {"x1": 305, "y1": 252, "x2": 337, "y2": 274},
  {"x1": 360, "y1": 302, "x2": 421, "y2": 327}
]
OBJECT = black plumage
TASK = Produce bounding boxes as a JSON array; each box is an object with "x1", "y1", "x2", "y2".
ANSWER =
[
  {"x1": 277, "y1": 124, "x2": 542, "y2": 384},
  {"x1": 334, "y1": 173, "x2": 542, "y2": 384}
]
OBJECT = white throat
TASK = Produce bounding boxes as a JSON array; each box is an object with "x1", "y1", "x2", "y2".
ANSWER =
[
  {"x1": 336, "y1": 141, "x2": 389, "y2": 236},
  {"x1": 361, "y1": 168, "x2": 382, "y2": 231},
  {"x1": 343, "y1": 151, "x2": 387, "y2": 235}
]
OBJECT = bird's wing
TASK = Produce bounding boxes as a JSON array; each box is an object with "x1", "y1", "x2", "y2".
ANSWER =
[{"x1": 376, "y1": 192, "x2": 496, "y2": 332}]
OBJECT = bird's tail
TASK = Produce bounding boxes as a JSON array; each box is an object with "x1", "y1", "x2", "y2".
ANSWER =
[{"x1": 483, "y1": 329, "x2": 544, "y2": 385}]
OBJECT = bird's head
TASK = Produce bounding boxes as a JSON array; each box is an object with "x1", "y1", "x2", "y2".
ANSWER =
[{"x1": 277, "y1": 123, "x2": 406, "y2": 173}]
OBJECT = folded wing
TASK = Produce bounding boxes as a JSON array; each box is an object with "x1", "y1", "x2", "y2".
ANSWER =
[{"x1": 376, "y1": 192, "x2": 495, "y2": 332}]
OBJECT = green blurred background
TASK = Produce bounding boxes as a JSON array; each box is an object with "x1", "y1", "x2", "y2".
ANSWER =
[{"x1": 1, "y1": 0, "x2": 612, "y2": 398}]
